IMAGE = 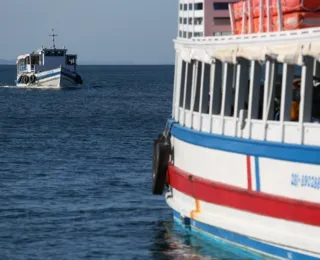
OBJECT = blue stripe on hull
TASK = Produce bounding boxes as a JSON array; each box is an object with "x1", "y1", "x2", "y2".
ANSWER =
[
  {"x1": 173, "y1": 210, "x2": 319, "y2": 260},
  {"x1": 36, "y1": 71, "x2": 60, "y2": 81},
  {"x1": 168, "y1": 120, "x2": 320, "y2": 165},
  {"x1": 36, "y1": 70, "x2": 77, "y2": 82}
]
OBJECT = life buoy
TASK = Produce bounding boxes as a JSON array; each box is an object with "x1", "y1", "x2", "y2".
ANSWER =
[
  {"x1": 17, "y1": 76, "x2": 22, "y2": 83},
  {"x1": 152, "y1": 136, "x2": 171, "y2": 195},
  {"x1": 29, "y1": 75, "x2": 36, "y2": 84}
]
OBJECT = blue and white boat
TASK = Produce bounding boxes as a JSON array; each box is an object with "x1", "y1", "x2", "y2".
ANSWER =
[
  {"x1": 151, "y1": 0, "x2": 320, "y2": 259},
  {"x1": 15, "y1": 30, "x2": 83, "y2": 89}
]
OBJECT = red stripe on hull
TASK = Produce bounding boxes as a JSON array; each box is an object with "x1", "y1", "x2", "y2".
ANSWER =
[
  {"x1": 167, "y1": 164, "x2": 320, "y2": 227},
  {"x1": 246, "y1": 156, "x2": 252, "y2": 191}
]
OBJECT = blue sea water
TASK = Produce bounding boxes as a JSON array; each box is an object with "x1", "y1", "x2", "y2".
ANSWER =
[{"x1": 0, "y1": 65, "x2": 262, "y2": 260}]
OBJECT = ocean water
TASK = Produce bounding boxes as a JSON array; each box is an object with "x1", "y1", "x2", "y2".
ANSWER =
[{"x1": 0, "y1": 65, "x2": 262, "y2": 260}]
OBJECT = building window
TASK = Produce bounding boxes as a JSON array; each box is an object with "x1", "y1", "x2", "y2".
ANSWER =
[
  {"x1": 179, "y1": 17, "x2": 182, "y2": 24},
  {"x1": 213, "y1": 31, "x2": 232, "y2": 36},
  {"x1": 194, "y1": 3, "x2": 203, "y2": 10},
  {"x1": 194, "y1": 17, "x2": 203, "y2": 25},
  {"x1": 213, "y1": 2, "x2": 229, "y2": 10},
  {"x1": 188, "y1": 32, "x2": 192, "y2": 38},
  {"x1": 180, "y1": 4, "x2": 183, "y2": 10},
  {"x1": 184, "y1": 4, "x2": 188, "y2": 10},
  {"x1": 183, "y1": 31, "x2": 187, "y2": 38},
  {"x1": 179, "y1": 31, "x2": 182, "y2": 37},
  {"x1": 194, "y1": 32, "x2": 203, "y2": 37},
  {"x1": 188, "y1": 18, "x2": 193, "y2": 25},
  {"x1": 183, "y1": 18, "x2": 187, "y2": 24},
  {"x1": 189, "y1": 3, "x2": 193, "y2": 10},
  {"x1": 213, "y1": 18, "x2": 230, "y2": 25}
]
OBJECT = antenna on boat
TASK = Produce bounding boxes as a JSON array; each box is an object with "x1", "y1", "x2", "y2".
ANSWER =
[{"x1": 49, "y1": 29, "x2": 58, "y2": 49}]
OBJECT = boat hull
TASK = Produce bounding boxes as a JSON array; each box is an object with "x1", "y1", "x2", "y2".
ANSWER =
[
  {"x1": 16, "y1": 67, "x2": 82, "y2": 89},
  {"x1": 165, "y1": 120, "x2": 320, "y2": 260}
]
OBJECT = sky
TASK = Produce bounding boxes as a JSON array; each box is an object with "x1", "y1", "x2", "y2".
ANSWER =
[{"x1": 0, "y1": 0, "x2": 177, "y2": 64}]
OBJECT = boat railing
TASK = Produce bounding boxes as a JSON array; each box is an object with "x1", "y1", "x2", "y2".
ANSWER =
[
  {"x1": 172, "y1": 47, "x2": 320, "y2": 146},
  {"x1": 176, "y1": 27, "x2": 320, "y2": 46},
  {"x1": 176, "y1": 108, "x2": 320, "y2": 146}
]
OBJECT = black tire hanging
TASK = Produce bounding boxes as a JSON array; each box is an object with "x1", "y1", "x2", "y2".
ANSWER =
[
  {"x1": 24, "y1": 76, "x2": 30, "y2": 84},
  {"x1": 152, "y1": 137, "x2": 171, "y2": 195},
  {"x1": 29, "y1": 75, "x2": 36, "y2": 84}
]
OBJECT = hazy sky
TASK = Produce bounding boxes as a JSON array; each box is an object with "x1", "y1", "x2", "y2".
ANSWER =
[{"x1": 0, "y1": 0, "x2": 177, "y2": 64}]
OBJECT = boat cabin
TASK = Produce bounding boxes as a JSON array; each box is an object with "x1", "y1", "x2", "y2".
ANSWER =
[
  {"x1": 16, "y1": 47, "x2": 78, "y2": 75},
  {"x1": 172, "y1": 28, "x2": 320, "y2": 146}
]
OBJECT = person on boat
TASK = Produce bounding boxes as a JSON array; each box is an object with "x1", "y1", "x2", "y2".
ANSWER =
[{"x1": 291, "y1": 78, "x2": 301, "y2": 121}]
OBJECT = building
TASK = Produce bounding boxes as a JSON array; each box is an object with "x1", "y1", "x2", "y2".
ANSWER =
[{"x1": 178, "y1": 0, "x2": 239, "y2": 38}]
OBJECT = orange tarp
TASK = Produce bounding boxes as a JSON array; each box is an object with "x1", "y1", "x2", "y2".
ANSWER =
[
  {"x1": 234, "y1": 11, "x2": 320, "y2": 34},
  {"x1": 232, "y1": 0, "x2": 320, "y2": 21}
]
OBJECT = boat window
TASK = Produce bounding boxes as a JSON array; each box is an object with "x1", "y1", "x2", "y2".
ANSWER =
[
  {"x1": 18, "y1": 59, "x2": 25, "y2": 66},
  {"x1": 31, "y1": 55, "x2": 40, "y2": 65},
  {"x1": 258, "y1": 59, "x2": 320, "y2": 123},
  {"x1": 179, "y1": 61, "x2": 186, "y2": 107},
  {"x1": 199, "y1": 63, "x2": 211, "y2": 114},
  {"x1": 184, "y1": 61, "x2": 193, "y2": 110},
  {"x1": 25, "y1": 56, "x2": 30, "y2": 65},
  {"x1": 44, "y1": 50, "x2": 64, "y2": 56},
  {"x1": 66, "y1": 55, "x2": 76, "y2": 65},
  {"x1": 192, "y1": 62, "x2": 202, "y2": 112}
]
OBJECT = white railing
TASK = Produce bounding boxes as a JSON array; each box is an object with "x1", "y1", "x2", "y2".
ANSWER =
[
  {"x1": 177, "y1": 27, "x2": 320, "y2": 46},
  {"x1": 176, "y1": 108, "x2": 320, "y2": 146}
]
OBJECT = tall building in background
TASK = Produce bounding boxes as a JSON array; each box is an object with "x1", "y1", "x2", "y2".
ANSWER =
[{"x1": 178, "y1": 0, "x2": 239, "y2": 38}]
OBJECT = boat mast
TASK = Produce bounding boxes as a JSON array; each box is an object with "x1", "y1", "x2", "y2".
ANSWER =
[{"x1": 49, "y1": 29, "x2": 58, "y2": 49}]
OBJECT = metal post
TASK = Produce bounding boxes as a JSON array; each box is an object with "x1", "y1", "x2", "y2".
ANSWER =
[
  {"x1": 259, "y1": 0, "x2": 264, "y2": 32},
  {"x1": 266, "y1": 0, "x2": 271, "y2": 32},
  {"x1": 280, "y1": 63, "x2": 294, "y2": 142},
  {"x1": 248, "y1": 0, "x2": 253, "y2": 33},
  {"x1": 229, "y1": 3, "x2": 235, "y2": 35},
  {"x1": 209, "y1": 60, "x2": 222, "y2": 133},
  {"x1": 247, "y1": 61, "x2": 262, "y2": 138},
  {"x1": 242, "y1": 0, "x2": 247, "y2": 34},
  {"x1": 277, "y1": 0, "x2": 283, "y2": 31}
]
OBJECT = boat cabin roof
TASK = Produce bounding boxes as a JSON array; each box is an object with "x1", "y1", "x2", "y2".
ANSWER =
[{"x1": 16, "y1": 47, "x2": 77, "y2": 63}]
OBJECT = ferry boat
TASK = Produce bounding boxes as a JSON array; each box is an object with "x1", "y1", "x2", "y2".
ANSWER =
[
  {"x1": 152, "y1": 0, "x2": 320, "y2": 259},
  {"x1": 16, "y1": 30, "x2": 83, "y2": 89}
]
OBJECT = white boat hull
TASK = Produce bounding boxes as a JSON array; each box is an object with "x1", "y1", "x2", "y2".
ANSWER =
[
  {"x1": 163, "y1": 120, "x2": 320, "y2": 260},
  {"x1": 16, "y1": 67, "x2": 82, "y2": 89}
]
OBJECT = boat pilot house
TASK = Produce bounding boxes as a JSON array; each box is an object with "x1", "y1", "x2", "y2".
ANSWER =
[{"x1": 17, "y1": 48, "x2": 78, "y2": 74}]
